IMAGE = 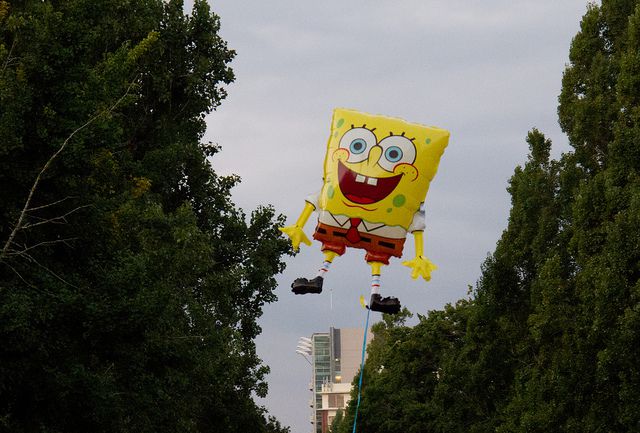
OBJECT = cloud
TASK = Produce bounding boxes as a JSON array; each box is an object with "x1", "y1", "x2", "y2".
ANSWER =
[{"x1": 201, "y1": 1, "x2": 591, "y2": 431}]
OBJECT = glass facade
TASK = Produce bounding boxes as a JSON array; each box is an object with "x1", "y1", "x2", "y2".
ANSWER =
[
  {"x1": 312, "y1": 334, "x2": 330, "y2": 433},
  {"x1": 308, "y1": 328, "x2": 366, "y2": 433}
]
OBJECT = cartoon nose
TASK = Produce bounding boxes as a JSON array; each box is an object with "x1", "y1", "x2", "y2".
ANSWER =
[{"x1": 366, "y1": 145, "x2": 383, "y2": 168}]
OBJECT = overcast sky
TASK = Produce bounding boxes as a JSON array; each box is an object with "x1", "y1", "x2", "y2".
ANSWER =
[{"x1": 191, "y1": 1, "x2": 591, "y2": 432}]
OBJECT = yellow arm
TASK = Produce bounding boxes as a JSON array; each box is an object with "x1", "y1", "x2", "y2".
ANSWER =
[
  {"x1": 279, "y1": 202, "x2": 314, "y2": 251},
  {"x1": 402, "y1": 230, "x2": 438, "y2": 281}
]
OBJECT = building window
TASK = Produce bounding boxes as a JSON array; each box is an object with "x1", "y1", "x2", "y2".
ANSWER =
[{"x1": 328, "y1": 394, "x2": 345, "y2": 408}]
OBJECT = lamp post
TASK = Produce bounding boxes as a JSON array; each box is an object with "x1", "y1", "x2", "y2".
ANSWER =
[
  {"x1": 296, "y1": 337, "x2": 313, "y2": 365},
  {"x1": 297, "y1": 336, "x2": 315, "y2": 432}
]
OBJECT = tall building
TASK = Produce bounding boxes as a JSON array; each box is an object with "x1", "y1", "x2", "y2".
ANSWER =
[{"x1": 300, "y1": 327, "x2": 372, "y2": 433}]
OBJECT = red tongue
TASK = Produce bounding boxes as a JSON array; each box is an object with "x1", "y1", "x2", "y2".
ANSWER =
[{"x1": 344, "y1": 194, "x2": 375, "y2": 204}]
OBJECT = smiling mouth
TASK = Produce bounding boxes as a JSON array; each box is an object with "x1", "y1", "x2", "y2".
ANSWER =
[{"x1": 337, "y1": 161, "x2": 402, "y2": 204}]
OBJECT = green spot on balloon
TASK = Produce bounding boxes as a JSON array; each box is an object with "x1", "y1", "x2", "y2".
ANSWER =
[
  {"x1": 387, "y1": 208, "x2": 393, "y2": 213},
  {"x1": 425, "y1": 138, "x2": 432, "y2": 144},
  {"x1": 393, "y1": 194, "x2": 406, "y2": 207},
  {"x1": 328, "y1": 185, "x2": 335, "y2": 199},
  {"x1": 336, "y1": 118, "x2": 345, "y2": 128}
]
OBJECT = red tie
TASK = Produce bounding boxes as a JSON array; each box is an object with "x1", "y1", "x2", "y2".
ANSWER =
[{"x1": 346, "y1": 218, "x2": 362, "y2": 243}]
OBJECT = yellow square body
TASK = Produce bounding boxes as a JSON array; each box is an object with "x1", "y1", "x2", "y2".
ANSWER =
[{"x1": 318, "y1": 108, "x2": 450, "y2": 230}]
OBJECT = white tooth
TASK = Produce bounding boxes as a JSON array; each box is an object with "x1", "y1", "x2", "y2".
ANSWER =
[
  {"x1": 356, "y1": 174, "x2": 366, "y2": 183},
  {"x1": 367, "y1": 177, "x2": 378, "y2": 186}
]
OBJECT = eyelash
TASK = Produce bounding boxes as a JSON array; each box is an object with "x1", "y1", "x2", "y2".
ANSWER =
[
  {"x1": 350, "y1": 124, "x2": 377, "y2": 133},
  {"x1": 384, "y1": 131, "x2": 416, "y2": 142},
  {"x1": 349, "y1": 124, "x2": 417, "y2": 143}
]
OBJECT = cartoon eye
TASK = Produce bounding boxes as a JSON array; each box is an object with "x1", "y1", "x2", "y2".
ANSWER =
[
  {"x1": 385, "y1": 146, "x2": 403, "y2": 162},
  {"x1": 350, "y1": 138, "x2": 367, "y2": 154},
  {"x1": 339, "y1": 127, "x2": 376, "y2": 163},
  {"x1": 378, "y1": 135, "x2": 416, "y2": 172}
]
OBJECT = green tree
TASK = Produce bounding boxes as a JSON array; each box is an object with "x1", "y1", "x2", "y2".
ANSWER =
[
  {"x1": 335, "y1": 304, "x2": 473, "y2": 433},
  {"x1": 0, "y1": 1, "x2": 290, "y2": 432},
  {"x1": 506, "y1": 1, "x2": 640, "y2": 430},
  {"x1": 335, "y1": 1, "x2": 640, "y2": 432},
  {"x1": 496, "y1": 2, "x2": 640, "y2": 432},
  {"x1": 329, "y1": 409, "x2": 343, "y2": 433}
]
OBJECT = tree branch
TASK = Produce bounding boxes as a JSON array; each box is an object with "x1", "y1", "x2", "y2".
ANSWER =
[
  {"x1": 1, "y1": 37, "x2": 16, "y2": 74},
  {"x1": 0, "y1": 77, "x2": 138, "y2": 261},
  {"x1": 4, "y1": 238, "x2": 78, "y2": 257},
  {"x1": 18, "y1": 251, "x2": 79, "y2": 288},
  {"x1": 21, "y1": 205, "x2": 92, "y2": 229},
  {"x1": 26, "y1": 195, "x2": 76, "y2": 212},
  {"x1": 0, "y1": 260, "x2": 37, "y2": 289}
]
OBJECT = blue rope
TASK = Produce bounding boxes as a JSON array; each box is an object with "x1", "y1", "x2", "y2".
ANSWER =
[{"x1": 351, "y1": 307, "x2": 371, "y2": 433}]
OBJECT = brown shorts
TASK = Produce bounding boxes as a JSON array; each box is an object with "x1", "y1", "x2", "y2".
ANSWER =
[{"x1": 313, "y1": 222, "x2": 406, "y2": 265}]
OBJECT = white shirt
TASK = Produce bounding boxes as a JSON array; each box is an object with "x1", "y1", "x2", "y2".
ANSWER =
[{"x1": 305, "y1": 191, "x2": 426, "y2": 239}]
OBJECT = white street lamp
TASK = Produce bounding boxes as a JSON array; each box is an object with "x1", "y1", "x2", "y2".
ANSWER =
[{"x1": 296, "y1": 337, "x2": 312, "y2": 365}]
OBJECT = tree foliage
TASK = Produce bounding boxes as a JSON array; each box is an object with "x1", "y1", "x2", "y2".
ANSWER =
[
  {"x1": 335, "y1": 1, "x2": 640, "y2": 432},
  {"x1": 0, "y1": 1, "x2": 290, "y2": 432}
]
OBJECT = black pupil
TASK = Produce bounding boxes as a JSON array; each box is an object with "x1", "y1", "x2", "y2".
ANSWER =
[
  {"x1": 389, "y1": 150, "x2": 399, "y2": 159},
  {"x1": 353, "y1": 141, "x2": 363, "y2": 151}
]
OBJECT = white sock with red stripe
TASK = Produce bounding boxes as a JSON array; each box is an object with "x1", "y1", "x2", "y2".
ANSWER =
[
  {"x1": 316, "y1": 260, "x2": 332, "y2": 278},
  {"x1": 371, "y1": 274, "x2": 381, "y2": 295}
]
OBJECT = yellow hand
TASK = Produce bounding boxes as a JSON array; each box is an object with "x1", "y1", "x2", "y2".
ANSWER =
[
  {"x1": 279, "y1": 225, "x2": 312, "y2": 251},
  {"x1": 402, "y1": 256, "x2": 438, "y2": 281}
]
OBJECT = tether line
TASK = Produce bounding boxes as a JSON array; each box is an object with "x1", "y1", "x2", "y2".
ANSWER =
[{"x1": 352, "y1": 307, "x2": 371, "y2": 433}]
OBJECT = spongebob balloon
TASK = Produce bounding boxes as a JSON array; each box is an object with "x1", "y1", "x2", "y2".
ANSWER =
[{"x1": 280, "y1": 108, "x2": 449, "y2": 314}]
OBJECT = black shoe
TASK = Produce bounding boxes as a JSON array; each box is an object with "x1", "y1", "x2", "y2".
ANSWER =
[
  {"x1": 369, "y1": 293, "x2": 401, "y2": 314},
  {"x1": 291, "y1": 276, "x2": 323, "y2": 294}
]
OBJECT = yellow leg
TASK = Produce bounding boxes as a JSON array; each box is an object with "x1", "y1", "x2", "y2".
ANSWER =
[
  {"x1": 317, "y1": 250, "x2": 340, "y2": 279},
  {"x1": 368, "y1": 261, "x2": 384, "y2": 295},
  {"x1": 369, "y1": 261, "x2": 383, "y2": 275},
  {"x1": 323, "y1": 250, "x2": 340, "y2": 263}
]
